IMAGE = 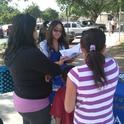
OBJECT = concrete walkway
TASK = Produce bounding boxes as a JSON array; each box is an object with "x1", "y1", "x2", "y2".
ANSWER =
[
  {"x1": 0, "y1": 93, "x2": 21, "y2": 124},
  {"x1": 0, "y1": 32, "x2": 124, "y2": 124},
  {"x1": 0, "y1": 92, "x2": 55, "y2": 124},
  {"x1": 72, "y1": 32, "x2": 124, "y2": 48}
]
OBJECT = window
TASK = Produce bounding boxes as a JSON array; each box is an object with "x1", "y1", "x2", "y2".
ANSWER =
[
  {"x1": 72, "y1": 23, "x2": 77, "y2": 27},
  {"x1": 64, "y1": 23, "x2": 70, "y2": 28}
]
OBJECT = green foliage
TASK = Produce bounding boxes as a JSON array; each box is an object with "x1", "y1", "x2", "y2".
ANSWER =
[
  {"x1": 0, "y1": 0, "x2": 59, "y2": 24},
  {"x1": 57, "y1": 0, "x2": 123, "y2": 21},
  {"x1": 24, "y1": 4, "x2": 42, "y2": 18},
  {"x1": 42, "y1": 8, "x2": 59, "y2": 21},
  {"x1": 0, "y1": 0, "x2": 20, "y2": 24}
]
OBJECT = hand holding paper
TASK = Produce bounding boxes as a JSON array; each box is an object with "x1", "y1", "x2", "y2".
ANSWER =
[{"x1": 60, "y1": 43, "x2": 81, "y2": 60}]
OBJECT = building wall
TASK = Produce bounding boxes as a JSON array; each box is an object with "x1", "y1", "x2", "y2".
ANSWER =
[
  {"x1": 96, "y1": 12, "x2": 124, "y2": 31},
  {"x1": 78, "y1": 12, "x2": 124, "y2": 24}
]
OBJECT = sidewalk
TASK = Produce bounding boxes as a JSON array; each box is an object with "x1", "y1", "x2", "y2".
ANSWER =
[
  {"x1": 0, "y1": 92, "x2": 56, "y2": 124},
  {"x1": 0, "y1": 92, "x2": 21, "y2": 124},
  {"x1": 72, "y1": 32, "x2": 124, "y2": 48},
  {"x1": 0, "y1": 32, "x2": 124, "y2": 124}
]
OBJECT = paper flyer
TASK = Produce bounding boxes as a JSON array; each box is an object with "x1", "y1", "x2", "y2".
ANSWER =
[{"x1": 60, "y1": 43, "x2": 81, "y2": 59}]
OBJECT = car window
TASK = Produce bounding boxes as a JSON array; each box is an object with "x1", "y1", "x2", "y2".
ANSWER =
[
  {"x1": 72, "y1": 23, "x2": 77, "y2": 27},
  {"x1": 82, "y1": 20, "x2": 95, "y2": 26},
  {"x1": 36, "y1": 24, "x2": 41, "y2": 30},
  {"x1": 82, "y1": 21, "x2": 88, "y2": 25},
  {"x1": 36, "y1": 23, "x2": 42, "y2": 30},
  {"x1": 64, "y1": 23, "x2": 70, "y2": 28}
]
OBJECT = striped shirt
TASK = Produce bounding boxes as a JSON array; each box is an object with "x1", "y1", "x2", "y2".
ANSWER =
[{"x1": 68, "y1": 57, "x2": 119, "y2": 124}]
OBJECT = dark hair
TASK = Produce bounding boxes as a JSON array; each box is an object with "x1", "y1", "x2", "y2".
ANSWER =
[
  {"x1": 43, "y1": 21, "x2": 49, "y2": 27},
  {"x1": 0, "y1": 118, "x2": 3, "y2": 124},
  {"x1": 47, "y1": 20, "x2": 69, "y2": 49},
  {"x1": 62, "y1": 65, "x2": 74, "y2": 82},
  {"x1": 38, "y1": 21, "x2": 49, "y2": 43},
  {"x1": 80, "y1": 28, "x2": 106, "y2": 87},
  {"x1": 4, "y1": 14, "x2": 36, "y2": 65}
]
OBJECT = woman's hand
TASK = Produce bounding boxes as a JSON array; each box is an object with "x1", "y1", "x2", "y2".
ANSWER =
[
  {"x1": 55, "y1": 57, "x2": 68, "y2": 65},
  {"x1": 65, "y1": 57, "x2": 75, "y2": 63},
  {"x1": 61, "y1": 54, "x2": 79, "y2": 63}
]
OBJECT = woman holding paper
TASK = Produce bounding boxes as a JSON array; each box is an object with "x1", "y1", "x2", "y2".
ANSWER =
[{"x1": 39, "y1": 20, "x2": 71, "y2": 103}]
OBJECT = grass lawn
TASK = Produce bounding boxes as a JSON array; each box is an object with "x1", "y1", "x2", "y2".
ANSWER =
[{"x1": 107, "y1": 37, "x2": 124, "y2": 72}]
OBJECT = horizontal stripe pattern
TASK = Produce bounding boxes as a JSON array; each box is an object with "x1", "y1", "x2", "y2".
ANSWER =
[
  {"x1": 74, "y1": 111, "x2": 114, "y2": 124},
  {"x1": 77, "y1": 86, "x2": 116, "y2": 98},
  {"x1": 74, "y1": 114, "x2": 114, "y2": 124},
  {"x1": 75, "y1": 110, "x2": 112, "y2": 120},
  {"x1": 77, "y1": 95, "x2": 114, "y2": 105},
  {"x1": 68, "y1": 57, "x2": 119, "y2": 124},
  {"x1": 76, "y1": 99, "x2": 113, "y2": 110},
  {"x1": 78, "y1": 102, "x2": 112, "y2": 113}
]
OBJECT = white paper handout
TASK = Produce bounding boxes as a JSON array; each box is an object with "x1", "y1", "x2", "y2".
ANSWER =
[{"x1": 60, "y1": 43, "x2": 81, "y2": 59}]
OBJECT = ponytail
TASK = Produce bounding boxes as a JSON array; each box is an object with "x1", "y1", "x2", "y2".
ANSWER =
[
  {"x1": 80, "y1": 29, "x2": 106, "y2": 88},
  {"x1": 86, "y1": 50, "x2": 106, "y2": 87}
]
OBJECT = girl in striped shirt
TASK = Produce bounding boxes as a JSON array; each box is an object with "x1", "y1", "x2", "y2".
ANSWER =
[{"x1": 64, "y1": 28, "x2": 119, "y2": 124}]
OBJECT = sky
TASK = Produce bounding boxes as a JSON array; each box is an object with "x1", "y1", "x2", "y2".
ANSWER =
[{"x1": 9, "y1": 0, "x2": 60, "y2": 12}]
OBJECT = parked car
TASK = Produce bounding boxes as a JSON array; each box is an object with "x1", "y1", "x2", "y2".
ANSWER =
[
  {"x1": 62, "y1": 21, "x2": 94, "y2": 36},
  {"x1": 62, "y1": 21, "x2": 95, "y2": 44},
  {"x1": 7, "y1": 24, "x2": 12, "y2": 36},
  {"x1": 36, "y1": 22, "x2": 43, "y2": 34},
  {"x1": 2, "y1": 24, "x2": 13, "y2": 37},
  {"x1": 0, "y1": 26, "x2": 4, "y2": 38},
  {"x1": 81, "y1": 20, "x2": 106, "y2": 32}
]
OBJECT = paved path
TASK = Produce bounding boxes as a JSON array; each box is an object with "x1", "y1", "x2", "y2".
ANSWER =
[
  {"x1": 0, "y1": 93, "x2": 21, "y2": 124},
  {"x1": 72, "y1": 32, "x2": 124, "y2": 48},
  {"x1": 0, "y1": 32, "x2": 124, "y2": 124},
  {"x1": 0, "y1": 92, "x2": 55, "y2": 124}
]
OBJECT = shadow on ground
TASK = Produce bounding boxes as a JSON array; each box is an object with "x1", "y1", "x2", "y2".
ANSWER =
[
  {"x1": 107, "y1": 42, "x2": 124, "y2": 72},
  {"x1": 0, "y1": 104, "x2": 15, "y2": 121},
  {"x1": 0, "y1": 93, "x2": 16, "y2": 121},
  {"x1": 0, "y1": 93, "x2": 13, "y2": 100}
]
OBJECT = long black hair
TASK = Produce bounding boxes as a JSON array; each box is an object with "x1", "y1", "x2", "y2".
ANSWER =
[
  {"x1": 4, "y1": 14, "x2": 36, "y2": 65},
  {"x1": 80, "y1": 28, "x2": 106, "y2": 87},
  {"x1": 47, "y1": 20, "x2": 69, "y2": 49},
  {"x1": 38, "y1": 20, "x2": 49, "y2": 43},
  {"x1": 62, "y1": 65, "x2": 74, "y2": 82}
]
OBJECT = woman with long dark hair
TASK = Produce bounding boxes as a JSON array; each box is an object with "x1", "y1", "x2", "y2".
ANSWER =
[
  {"x1": 65, "y1": 28, "x2": 119, "y2": 124},
  {"x1": 4, "y1": 14, "x2": 61, "y2": 124},
  {"x1": 0, "y1": 118, "x2": 3, "y2": 124},
  {"x1": 39, "y1": 20, "x2": 70, "y2": 103}
]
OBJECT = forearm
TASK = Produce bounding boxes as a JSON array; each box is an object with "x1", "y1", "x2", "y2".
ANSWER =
[
  {"x1": 55, "y1": 117, "x2": 61, "y2": 124},
  {"x1": 65, "y1": 77, "x2": 76, "y2": 113}
]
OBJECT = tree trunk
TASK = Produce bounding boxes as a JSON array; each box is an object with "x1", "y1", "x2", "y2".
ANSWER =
[{"x1": 91, "y1": 13, "x2": 99, "y2": 22}]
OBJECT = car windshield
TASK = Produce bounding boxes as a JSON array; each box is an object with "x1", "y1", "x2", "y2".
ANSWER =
[
  {"x1": 82, "y1": 20, "x2": 95, "y2": 26},
  {"x1": 77, "y1": 21, "x2": 82, "y2": 26}
]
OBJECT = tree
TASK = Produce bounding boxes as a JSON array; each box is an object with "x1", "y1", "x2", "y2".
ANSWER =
[
  {"x1": 24, "y1": 4, "x2": 42, "y2": 19},
  {"x1": 0, "y1": 0, "x2": 9, "y2": 24},
  {"x1": 0, "y1": 0, "x2": 20, "y2": 24},
  {"x1": 105, "y1": 0, "x2": 124, "y2": 18},
  {"x1": 56, "y1": 0, "x2": 122, "y2": 21},
  {"x1": 42, "y1": 8, "x2": 59, "y2": 21},
  {"x1": 1, "y1": 7, "x2": 20, "y2": 24}
]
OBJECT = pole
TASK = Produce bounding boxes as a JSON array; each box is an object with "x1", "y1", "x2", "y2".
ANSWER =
[
  {"x1": 118, "y1": 0, "x2": 121, "y2": 42},
  {"x1": 66, "y1": 6, "x2": 69, "y2": 34},
  {"x1": 66, "y1": 0, "x2": 73, "y2": 43}
]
